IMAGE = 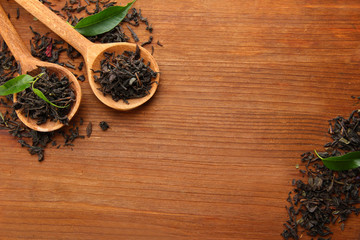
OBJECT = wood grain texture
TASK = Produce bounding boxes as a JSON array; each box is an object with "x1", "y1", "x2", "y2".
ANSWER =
[{"x1": 1, "y1": 0, "x2": 360, "y2": 239}]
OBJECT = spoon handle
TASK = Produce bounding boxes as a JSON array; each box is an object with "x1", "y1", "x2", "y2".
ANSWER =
[
  {"x1": 0, "y1": 2, "x2": 34, "y2": 70},
  {"x1": 14, "y1": 0, "x2": 92, "y2": 57}
]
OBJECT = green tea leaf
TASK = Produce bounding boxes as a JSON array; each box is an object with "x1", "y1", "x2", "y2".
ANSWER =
[
  {"x1": 31, "y1": 75, "x2": 68, "y2": 109},
  {"x1": 315, "y1": 150, "x2": 360, "y2": 171},
  {"x1": 74, "y1": 0, "x2": 136, "y2": 37},
  {"x1": 0, "y1": 74, "x2": 34, "y2": 96},
  {"x1": 32, "y1": 87, "x2": 69, "y2": 109}
]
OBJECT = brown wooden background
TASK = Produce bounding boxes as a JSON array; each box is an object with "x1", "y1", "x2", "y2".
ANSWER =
[{"x1": 1, "y1": 0, "x2": 360, "y2": 239}]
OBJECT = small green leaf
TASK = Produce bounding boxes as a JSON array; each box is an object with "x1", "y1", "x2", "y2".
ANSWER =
[
  {"x1": 0, "y1": 74, "x2": 34, "y2": 96},
  {"x1": 74, "y1": 0, "x2": 136, "y2": 37},
  {"x1": 32, "y1": 87, "x2": 69, "y2": 109},
  {"x1": 31, "y1": 76, "x2": 69, "y2": 109},
  {"x1": 315, "y1": 150, "x2": 360, "y2": 171}
]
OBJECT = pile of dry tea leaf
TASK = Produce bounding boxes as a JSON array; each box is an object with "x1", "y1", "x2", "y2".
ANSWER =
[
  {"x1": 14, "y1": 67, "x2": 75, "y2": 125},
  {"x1": 281, "y1": 109, "x2": 360, "y2": 239},
  {"x1": 93, "y1": 45, "x2": 158, "y2": 103}
]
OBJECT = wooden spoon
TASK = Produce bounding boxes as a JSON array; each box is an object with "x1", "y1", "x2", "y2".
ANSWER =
[
  {"x1": 15, "y1": 0, "x2": 160, "y2": 111},
  {"x1": 0, "y1": 3, "x2": 82, "y2": 132}
]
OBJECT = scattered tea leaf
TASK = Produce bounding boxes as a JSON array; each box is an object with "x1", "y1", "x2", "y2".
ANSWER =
[
  {"x1": 74, "y1": 0, "x2": 136, "y2": 36},
  {"x1": 99, "y1": 121, "x2": 109, "y2": 131},
  {"x1": 341, "y1": 222, "x2": 345, "y2": 231},
  {"x1": 0, "y1": 74, "x2": 34, "y2": 96},
  {"x1": 339, "y1": 137, "x2": 350, "y2": 145},
  {"x1": 86, "y1": 121, "x2": 92, "y2": 138},
  {"x1": 315, "y1": 150, "x2": 360, "y2": 171}
]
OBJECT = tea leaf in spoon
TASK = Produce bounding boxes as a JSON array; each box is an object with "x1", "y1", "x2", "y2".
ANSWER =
[
  {"x1": 74, "y1": 0, "x2": 136, "y2": 37},
  {"x1": 32, "y1": 88, "x2": 67, "y2": 108},
  {"x1": 0, "y1": 73, "x2": 69, "y2": 108},
  {"x1": 0, "y1": 74, "x2": 34, "y2": 96},
  {"x1": 31, "y1": 78, "x2": 69, "y2": 109},
  {"x1": 315, "y1": 150, "x2": 360, "y2": 171}
]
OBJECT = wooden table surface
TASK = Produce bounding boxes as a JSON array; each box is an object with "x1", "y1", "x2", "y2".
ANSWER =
[{"x1": 1, "y1": 0, "x2": 360, "y2": 239}]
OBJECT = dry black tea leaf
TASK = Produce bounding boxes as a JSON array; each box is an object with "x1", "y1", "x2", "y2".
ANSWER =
[
  {"x1": 15, "y1": 68, "x2": 75, "y2": 125},
  {"x1": 93, "y1": 45, "x2": 157, "y2": 103},
  {"x1": 86, "y1": 121, "x2": 92, "y2": 138},
  {"x1": 281, "y1": 110, "x2": 360, "y2": 239},
  {"x1": 99, "y1": 121, "x2": 109, "y2": 131}
]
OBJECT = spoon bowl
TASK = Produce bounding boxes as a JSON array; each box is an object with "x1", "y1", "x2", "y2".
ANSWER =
[
  {"x1": 13, "y1": 64, "x2": 82, "y2": 132},
  {"x1": 0, "y1": 3, "x2": 82, "y2": 132},
  {"x1": 16, "y1": 0, "x2": 160, "y2": 111},
  {"x1": 88, "y1": 42, "x2": 159, "y2": 110}
]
